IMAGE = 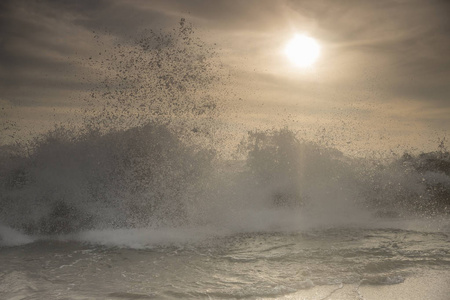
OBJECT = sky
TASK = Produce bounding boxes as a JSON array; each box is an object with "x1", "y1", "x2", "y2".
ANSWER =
[{"x1": 1, "y1": 0, "x2": 449, "y2": 154}]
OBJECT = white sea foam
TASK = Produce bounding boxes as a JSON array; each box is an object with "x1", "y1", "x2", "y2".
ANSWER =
[
  {"x1": 71, "y1": 226, "x2": 228, "y2": 249},
  {"x1": 0, "y1": 225, "x2": 34, "y2": 247}
]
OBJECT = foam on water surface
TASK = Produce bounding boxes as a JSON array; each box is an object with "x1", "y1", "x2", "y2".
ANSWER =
[
  {"x1": 0, "y1": 227, "x2": 449, "y2": 299},
  {"x1": 0, "y1": 225, "x2": 34, "y2": 247}
]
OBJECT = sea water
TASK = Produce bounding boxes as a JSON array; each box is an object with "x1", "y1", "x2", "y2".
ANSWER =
[
  {"x1": 1, "y1": 21, "x2": 449, "y2": 299},
  {"x1": 1, "y1": 222, "x2": 449, "y2": 299},
  {"x1": 1, "y1": 126, "x2": 449, "y2": 299}
]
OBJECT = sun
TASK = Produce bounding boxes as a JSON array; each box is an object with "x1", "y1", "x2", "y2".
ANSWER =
[{"x1": 285, "y1": 34, "x2": 320, "y2": 68}]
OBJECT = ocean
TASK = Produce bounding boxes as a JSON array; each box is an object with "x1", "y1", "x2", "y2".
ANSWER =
[
  {"x1": 1, "y1": 124, "x2": 449, "y2": 299},
  {"x1": 1, "y1": 22, "x2": 449, "y2": 299}
]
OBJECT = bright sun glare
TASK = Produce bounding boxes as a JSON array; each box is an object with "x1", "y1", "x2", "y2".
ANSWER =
[{"x1": 285, "y1": 34, "x2": 320, "y2": 68}]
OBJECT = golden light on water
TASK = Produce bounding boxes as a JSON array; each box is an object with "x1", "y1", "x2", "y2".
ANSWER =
[{"x1": 285, "y1": 34, "x2": 320, "y2": 68}]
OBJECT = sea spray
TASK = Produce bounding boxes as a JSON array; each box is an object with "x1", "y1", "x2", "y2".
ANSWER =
[
  {"x1": 360, "y1": 149, "x2": 450, "y2": 216},
  {"x1": 0, "y1": 123, "x2": 214, "y2": 234},
  {"x1": 1, "y1": 125, "x2": 449, "y2": 242},
  {"x1": 81, "y1": 18, "x2": 228, "y2": 146},
  {"x1": 0, "y1": 20, "x2": 449, "y2": 246}
]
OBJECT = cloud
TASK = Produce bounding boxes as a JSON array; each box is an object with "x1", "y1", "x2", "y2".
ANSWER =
[
  {"x1": 0, "y1": 0, "x2": 449, "y2": 143},
  {"x1": 0, "y1": 1, "x2": 96, "y2": 106}
]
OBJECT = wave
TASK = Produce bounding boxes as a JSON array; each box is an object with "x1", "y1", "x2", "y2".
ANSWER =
[
  {"x1": 1, "y1": 20, "x2": 449, "y2": 247},
  {"x1": 0, "y1": 123, "x2": 214, "y2": 234},
  {"x1": 1, "y1": 125, "x2": 449, "y2": 247}
]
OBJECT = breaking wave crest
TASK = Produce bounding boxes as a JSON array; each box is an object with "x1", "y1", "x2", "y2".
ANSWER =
[
  {"x1": 1, "y1": 20, "x2": 449, "y2": 248},
  {"x1": 1, "y1": 125, "x2": 449, "y2": 247}
]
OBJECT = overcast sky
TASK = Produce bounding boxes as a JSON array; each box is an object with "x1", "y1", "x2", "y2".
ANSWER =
[{"x1": 1, "y1": 0, "x2": 449, "y2": 153}]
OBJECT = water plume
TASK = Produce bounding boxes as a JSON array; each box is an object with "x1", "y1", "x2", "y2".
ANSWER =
[{"x1": 0, "y1": 20, "x2": 449, "y2": 248}]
